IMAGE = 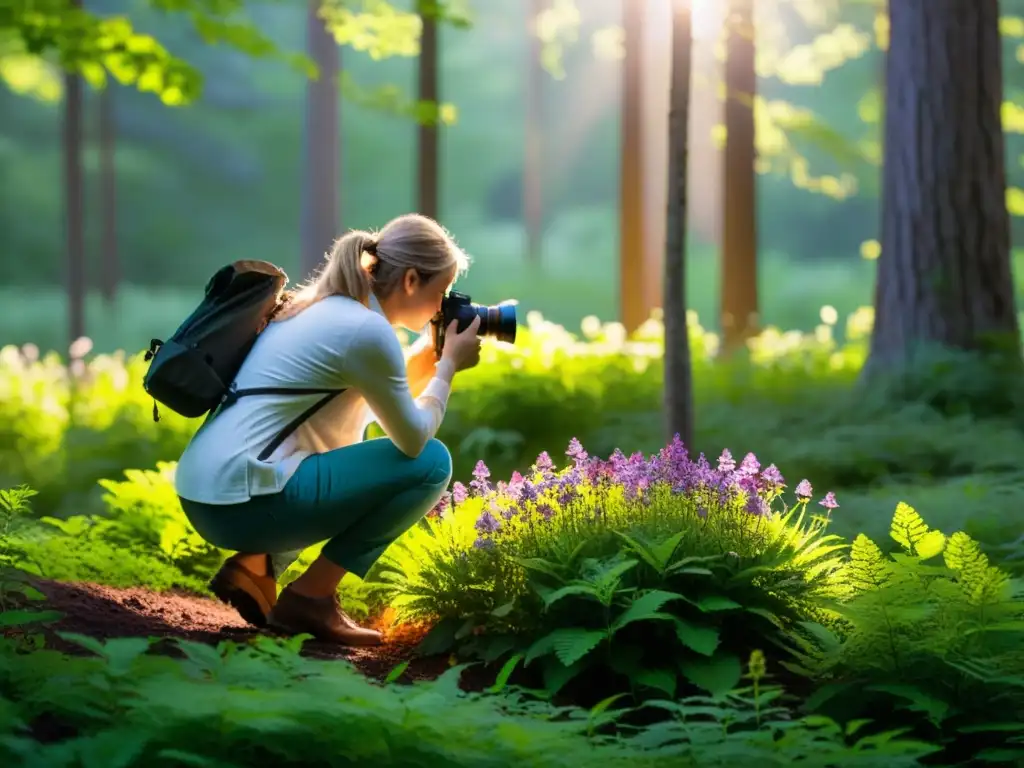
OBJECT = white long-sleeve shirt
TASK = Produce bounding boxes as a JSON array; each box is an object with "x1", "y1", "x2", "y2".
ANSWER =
[{"x1": 173, "y1": 293, "x2": 451, "y2": 504}]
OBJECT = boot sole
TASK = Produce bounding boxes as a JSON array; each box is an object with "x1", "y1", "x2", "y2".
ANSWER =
[
  {"x1": 209, "y1": 570, "x2": 273, "y2": 628},
  {"x1": 267, "y1": 615, "x2": 383, "y2": 647}
]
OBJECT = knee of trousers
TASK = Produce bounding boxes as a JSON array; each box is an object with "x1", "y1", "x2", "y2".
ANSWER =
[{"x1": 418, "y1": 438, "x2": 453, "y2": 487}]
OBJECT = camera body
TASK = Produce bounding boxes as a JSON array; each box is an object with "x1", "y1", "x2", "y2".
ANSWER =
[{"x1": 430, "y1": 290, "x2": 517, "y2": 358}]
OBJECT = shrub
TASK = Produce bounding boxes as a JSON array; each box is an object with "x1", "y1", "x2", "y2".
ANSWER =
[
  {"x1": 369, "y1": 437, "x2": 849, "y2": 705},
  {"x1": 786, "y1": 503, "x2": 1024, "y2": 761}
]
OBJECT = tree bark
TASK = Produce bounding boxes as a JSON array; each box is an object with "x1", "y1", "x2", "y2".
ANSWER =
[
  {"x1": 866, "y1": 0, "x2": 1021, "y2": 375},
  {"x1": 301, "y1": 0, "x2": 340, "y2": 281},
  {"x1": 664, "y1": 0, "x2": 694, "y2": 450},
  {"x1": 417, "y1": 0, "x2": 439, "y2": 220},
  {"x1": 99, "y1": 83, "x2": 118, "y2": 304},
  {"x1": 620, "y1": 0, "x2": 648, "y2": 334},
  {"x1": 523, "y1": 0, "x2": 545, "y2": 264},
  {"x1": 720, "y1": 0, "x2": 758, "y2": 355},
  {"x1": 63, "y1": 0, "x2": 86, "y2": 346}
]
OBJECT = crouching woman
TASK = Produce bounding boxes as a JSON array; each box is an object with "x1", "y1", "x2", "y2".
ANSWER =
[{"x1": 173, "y1": 213, "x2": 481, "y2": 646}]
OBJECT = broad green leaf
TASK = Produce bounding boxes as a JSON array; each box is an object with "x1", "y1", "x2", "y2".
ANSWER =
[
  {"x1": 673, "y1": 617, "x2": 719, "y2": 656},
  {"x1": 610, "y1": 590, "x2": 685, "y2": 634},
  {"x1": 549, "y1": 628, "x2": 607, "y2": 667},
  {"x1": 486, "y1": 653, "x2": 523, "y2": 693},
  {"x1": 541, "y1": 583, "x2": 601, "y2": 609},
  {"x1": 633, "y1": 667, "x2": 677, "y2": 698},
  {"x1": 490, "y1": 601, "x2": 515, "y2": 618},
  {"x1": 679, "y1": 652, "x2": 743, "y2": 697},
  {"x1": 385, "y1": 660, "x2": 410, "y2": 683},
  {"x1": 890, "y1": 502, "x2": 940, "y2": 557},
  {"x1": 694, "y1": 595, "x2": 742, "y2": 612}
]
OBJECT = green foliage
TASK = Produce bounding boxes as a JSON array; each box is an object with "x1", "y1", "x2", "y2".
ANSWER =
[
  {"x1": 786, "y1": 503, "x2": 1024, "y2": 760},
  {"x1": 369, "y1": 446, "x2": 849, "y2": 707},
  {"x1": 0, "y1": 625, "x2": 942, "y2": 767}
]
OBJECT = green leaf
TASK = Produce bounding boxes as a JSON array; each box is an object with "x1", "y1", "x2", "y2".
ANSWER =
[
  {"x1": 867, "y1": 684, "x2": 950, "y2": 725},
  {"x1": 486, "y1": 653, "x2": 523, "y2": 694},
  {"x1": 0, "y1": 609, "x2": 64, "y2": 627},
  {"x1": 889, "y1": 502, "x2": 944, "y2": 557},
  {"x1": 634, "y1": 667, "x2": 678, "y2": 698},
  {"x1": 848, "y1": 533, "x2": 891, "y2": 591},
  {"x1": 694, "y1": 595, "x2": 742, "y2": 612},
  {"x1": 541, "y1": 583, "x2": 601, "y2": 609},
  {"x1": 673, "y1": 617, "x2": 720, "y2": 656},
  {"x1": 610, "y1": 590, "x2": 685, "y2": 634},
  {"x1": 490, "y1": 601, "x2": 515, "y2": 618},
  {"x1": 513, "y1": 556, "x2": 566, "y2": 581},
  {"x1": 385, "y1": 660, "x2": 410, "y2": 683},
  {"x1": 77, "y1": 729, "x2": 149, "y2": 768},
  {"x1": 548, "y1": 628, "x2": 607, "y2": 667},
  {"x1": 679, "y1": 652, "x2": 743, "y2": 697},
  {"x1": 614, "y1": 530, "x2": 685, "y2": 574},
  {"x1": 415, "y1": 616, "x2": 460, "y2": 656}
]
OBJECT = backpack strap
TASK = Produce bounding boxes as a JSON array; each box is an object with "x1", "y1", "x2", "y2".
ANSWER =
[{"x1": 208, "y1": 384, "x2": 347, "y2": 463}]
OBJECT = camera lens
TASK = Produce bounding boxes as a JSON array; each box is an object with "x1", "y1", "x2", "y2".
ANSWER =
[{"x1": 477, "y1": 303, "x2": 517, "y2": 344}]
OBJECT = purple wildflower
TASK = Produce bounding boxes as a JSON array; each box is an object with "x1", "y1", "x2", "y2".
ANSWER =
[
  {"x1": 819, "y1": 492, "x2": 839, "y2": 511},
  {"x1": 717, "y1": 449, "x2": 736, "y2": 473},
  {"x1": 534, "y1": 451, "x2": 554, "y2": 474},
  {"x1": 745, "y1": 493, "x2": 770, "y2": 517},
  {"x1": 473, "y1": 536, "x2": 495, "y2": 550},
  {"x1": 536, "y1": 502, "x2": 556, "y2": 521},
  {"x1": 475, "y1": 510, "x2": 501, "y2": 534},
  {"x1": 738, "y1": 452, "x2": 761, "y2": 477},
  {"x1": 566, "y1": 437, "x2": 588, "y2": 465},
  {"x1": 794, "y1": 479, "x2": 812, "y2": 501},
  {"x1": 470, "y1": 460, "x2": 492, "y2": 496}
]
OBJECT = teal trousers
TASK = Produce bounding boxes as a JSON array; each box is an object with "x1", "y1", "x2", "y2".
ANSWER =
[{"x1": 179, "y1": 437, "x2": 452, "y2": 579}]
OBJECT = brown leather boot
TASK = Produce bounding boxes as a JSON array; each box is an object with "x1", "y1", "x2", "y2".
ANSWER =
[
  {"x1": 267, "y1": 586, "x2": 383, "y2": 646},
  {"x1": 208, "y1": 554, "x2": 278, "y2": 627}
]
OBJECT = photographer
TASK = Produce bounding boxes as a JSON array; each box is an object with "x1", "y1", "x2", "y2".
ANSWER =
[{"x1": 174, "y1": 213, "x2": 481, "y2": 647}]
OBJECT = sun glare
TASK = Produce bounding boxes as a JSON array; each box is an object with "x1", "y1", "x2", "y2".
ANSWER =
[{"x1": 690, "y1": 0, "x2": 722, "y2": 41}]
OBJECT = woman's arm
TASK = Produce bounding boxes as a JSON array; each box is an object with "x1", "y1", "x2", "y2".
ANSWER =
[{"x1": 346, "y1": 316, "x2": 455, "y2": 457}]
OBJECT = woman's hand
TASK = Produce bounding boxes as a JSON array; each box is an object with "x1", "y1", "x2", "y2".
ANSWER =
[{"x1": 441, "y1": 316, "x2": 482, "y2": 373}]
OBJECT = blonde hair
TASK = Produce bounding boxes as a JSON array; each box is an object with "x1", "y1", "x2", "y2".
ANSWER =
[{"x1": 274, "y1": 213, "x2": 470, "y2": 322}]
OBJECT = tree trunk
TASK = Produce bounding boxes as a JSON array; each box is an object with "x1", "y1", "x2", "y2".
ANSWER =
[
  {"x1": 417, "y1": 0, "x2": 439, "y2": 219},
  {"x1": 523, "y1": 0, "x2": 545, "y2": 264},
  {"x1": 865, "y1": 0, "x2": 1021, "y2": 375},
  {"x1": 720, "y1": 0, "x2": 758, "y2": 355},
  {"x1": 301, "y1": 0, "x2": 340, "y2": 281},
  {"x1": 63, "y1": 1, "x2": 86, "y2": 346},
  {"x1": 664, "y1": 0, "x2": 694, "y2": 449},
  {"x1": 620, "y1": 0, "x2": 648, "y2": 334},
  {"x1": 99, "y1": 83, "x2": 118, "y2": 304}
]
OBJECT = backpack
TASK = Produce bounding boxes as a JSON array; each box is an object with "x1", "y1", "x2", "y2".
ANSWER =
[{"x1": 142, "y1": 260, "x2": 345, "y2": 462}]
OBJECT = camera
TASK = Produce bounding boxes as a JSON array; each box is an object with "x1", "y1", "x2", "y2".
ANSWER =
[{"x1": 430, "y1": 290, "x2": 517, "y2": 358}]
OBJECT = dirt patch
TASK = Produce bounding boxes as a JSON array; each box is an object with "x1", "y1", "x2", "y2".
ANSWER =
[{"x1": 13, "y1": 579, "x2": 482, "y2": 688}]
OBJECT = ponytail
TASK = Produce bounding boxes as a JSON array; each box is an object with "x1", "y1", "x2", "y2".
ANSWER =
[{"x1": 274, "y1": 230, "x2": 378, "y2": 322}]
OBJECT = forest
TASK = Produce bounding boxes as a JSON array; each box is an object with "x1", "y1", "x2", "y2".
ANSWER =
[{"x1": 1, "y1": 0, "x2": 1024, "y2": 766}]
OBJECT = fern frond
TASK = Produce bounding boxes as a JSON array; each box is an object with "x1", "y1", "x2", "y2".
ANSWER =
[{"x1": 848, "y1": 534, "x2": 891, "y2": 593}]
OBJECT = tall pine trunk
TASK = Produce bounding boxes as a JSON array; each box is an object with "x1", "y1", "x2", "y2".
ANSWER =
[
  {"x1": 664, "y1": 0, "x2": 694, "y2": 448},
  {"x1": 63, "y1": 0, "x2": 86, "y2": 345},
  {"x1": 99, "y1": 83, "x2": 118, "y2": 304},
  {"x1": 301, "y1": 0, "x2": 339, "y2": 281},
  {"x1": 620, "y1": 0, "x2": 647, "y2": 334},
  {"x1": 417, "y1": 0, "x2": 439, "y2": 219},
  {"x1": 523, "y1": 0, "x2": 546, "y2": 264},
  {"x1": 865, "y1": 0, "x2": 1021, "y2": 377},
  {"x1": 720, "y1": 0, "x2": 758, "y2": 355}
]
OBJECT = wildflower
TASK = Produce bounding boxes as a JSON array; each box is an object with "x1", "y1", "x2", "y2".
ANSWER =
[
  {"x1": 534, "y1": 451, "x2": 554, "y2": 473},
  {"x1": 470, "y1": 461, "x2": 492, "y2": 496},
  {"x1": 745, "y1": 493, "x2": 770, "y2": 517},
  {"x1": 475, "y1": 510, "x2": 501, "y2": 534},
  {"x1": 794, "y1": 479, "x2": 813, "y2": 501},
  {"x1": 819, "y1": 492, "x2": 839, "y2": 510},
  {"x1": 536, "y1": 502, "x2": 555, "y2": 521},
  {"x1": 452, "y1": 482, "x2": 469, "y2": 504},
  {"x1": 738, "y1": 452, "x2": 760, "y2": 477},
  {"x1": 717, "y1": 448, "x2": 736, "y2": 473},
  {"x1": 473, "y1": 536, "x2": 495, "y2": 550},
  {"x1": 427, "y1": 493, "x2": 450, "y2": 519},
  {"x1": 566, "y1": 437, "x2": 588, "y2": 465}
]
